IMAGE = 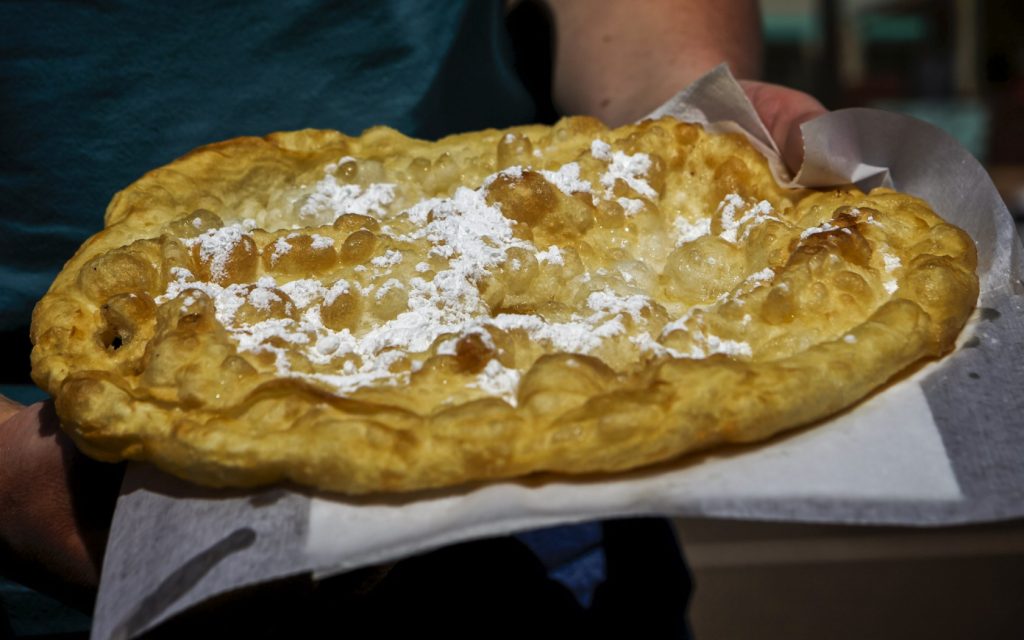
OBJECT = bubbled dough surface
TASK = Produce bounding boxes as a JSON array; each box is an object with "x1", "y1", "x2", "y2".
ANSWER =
[{"x1": 30, "y1": 118, "x2": 978, "y2": 494}]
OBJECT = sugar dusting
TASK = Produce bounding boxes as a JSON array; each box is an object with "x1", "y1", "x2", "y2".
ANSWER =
[
  {"x1": 539, "y1": 162, "x2": 593, "y2": 197},
  {"x1": 673, "y1": 216, "x2": 711, "y2": 246},
  {"x1": 156, "y1": 146, "x2": 813, "y2": 406},
  {"x1": 299, "y1": 159, "x2": 396, "y2": 224},
  {"x1": 184, "y1": 219, "x2": 257, "y2": 281},
  {"x1": 879, "y1": 250, "x2": 902, "y2": 294},
  {"x1": 718, "y1": 195, "x2": 779, "y2": 243},
  {"x1": 591, "y1": 140, "x2": 657, "y2": 200}
]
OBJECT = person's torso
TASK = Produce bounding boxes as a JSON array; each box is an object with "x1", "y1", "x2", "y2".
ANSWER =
[{"x1": 0, "y1": 0, "x2": 534, "y2": 330}]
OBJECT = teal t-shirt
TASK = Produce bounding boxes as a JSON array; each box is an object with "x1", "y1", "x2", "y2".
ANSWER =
[
  {"x1": 0, "y1": 6, "x2": 693, "y2": 623},
  {"x1": 0, "y1": 0, "x2": 534, "y2": 330}
]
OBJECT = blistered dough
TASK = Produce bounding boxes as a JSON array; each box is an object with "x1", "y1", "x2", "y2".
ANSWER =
[{"x1": 31, "y1": 117, "x2": 978, "y2": 494}]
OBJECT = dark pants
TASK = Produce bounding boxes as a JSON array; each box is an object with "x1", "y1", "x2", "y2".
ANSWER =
[{"x1": 143, "y1": 518, "x2": 692, "y2": 638}]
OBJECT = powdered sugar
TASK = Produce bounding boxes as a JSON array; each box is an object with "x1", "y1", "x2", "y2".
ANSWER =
[
  {"x1": 745, "y1": 268, "x2": 775, "y2": 285},
  {"x1": 697, "y1": 331, "x2": 752, "y2": 358},
  {"x1": 300, "y1": 159, "x2": 396, "y2": 224},
  {"x1": 539, "y1": 162, "x2": 593, "y2": 197},
  {"x1": 489, "y1": 313, "x2": 604, "y2": 354},
  {"x1": 882, "y1": 253, "x2": 902, "y2": 272},
  {"x1": 371, "y1": 249, "x2": 403, "y2": 269},
  {"x1": 590, "y1": 140, "x2": 612, "y2": 161},
  {"x1": 276, "y1": 279, "x2": 322, "y2": 308},
  {"x1": 321, "y1": 280, "x2": 352, "y2": 306},
  {"x1": 184, "y1": 220, "x2": 257, "y2": 282},
  {"x1": 309, "y1": 234, "x2": 335, "y2": 250},
  {"x1": 535, "y1": 245, "x2": 564, "y2": 265},
  {"x1": 586, "y1": 289, "x2": 649, "y2": 323},
  {"x1": 879, "y1": 250, "x2": 901, "y2": 294},
  {"x1": 374, "y1": 278, "x2": 405, "y2": 301},
  {"x1": 471, "y1": 359, "x2": 522, "y2": 406},
  {"x1": 158, "y1": 151, "x2": 782, "y2": 405},
  {"x1": 617, "y1": 197, "x2": 645, "y2": 216},
  {"x1": 800, "y1": 221, "x2": 841, "y2": 240},
  {"x1": 270, "y1": 237, "x2": 292, "y2": 264},
  {"x1": 673, "y1": 216, "x2": 712, "y2": 246},
  {"x1": 482, "y1": 165, "x2": 524, "y2": 187},
  {"x1": 246, "y1": 285, "x2": 289, "y2": 311},
  {"x1": 718, "y1": 195, "x2": 778, "y2": 243},
  {"x1": 596, "y1": 147, "x2": 656, "y2": 199}
]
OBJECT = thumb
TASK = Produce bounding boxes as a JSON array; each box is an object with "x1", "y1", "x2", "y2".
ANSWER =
[{"x1": 738, "y1": 80, "x2": 827, "y2": 175}]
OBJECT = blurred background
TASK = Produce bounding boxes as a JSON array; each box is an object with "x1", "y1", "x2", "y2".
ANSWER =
[
  {"x1": 760, "y1": 0, "x2": 1024, "y2": 225},
  {"x1": 507, "y1": 0, "x2": 1024, "y2": 226},
  {"x1": 507, "y1": 0, "x2": 1024, "y2": 638},
  {"x1": 684, "y1": 2, "x2": 1024, "y2": 638}
]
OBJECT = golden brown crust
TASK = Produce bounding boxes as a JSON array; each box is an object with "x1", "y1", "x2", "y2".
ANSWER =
[{"x1": 30, "y1": 117, "x2": 979, "y2": 494}]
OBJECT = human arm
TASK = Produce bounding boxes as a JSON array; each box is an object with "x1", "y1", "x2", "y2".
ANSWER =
[
  {"x1": 0, "y1": 394, "x2": 21, "y2": 425},
  {"x1": 0, "y1": 397, "x2": 122, "y2": 609},
  {"x1": 544, "y1": 0, "x2": 826, "y2": 171},
  {"x1": 546, "y1": 0, "x2": 762, "y2": 125}
]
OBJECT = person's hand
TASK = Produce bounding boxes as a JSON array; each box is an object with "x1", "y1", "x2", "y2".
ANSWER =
[
  {"x1": 0, "y1": 394, "x2": 22, "y2": 425},
  {"x1": 739, "y1": 79, "x2": 828, "y2": 175},
  {"x1": 0, "y1": 399, "x2": 123, "y2": 609}
]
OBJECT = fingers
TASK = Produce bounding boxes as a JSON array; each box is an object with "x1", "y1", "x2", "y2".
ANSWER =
[{"x1": 738, "y1": 80, "x2": 827, "y2": 174}]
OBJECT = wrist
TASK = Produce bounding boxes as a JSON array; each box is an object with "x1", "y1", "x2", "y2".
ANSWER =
[
  {"x1": 0, "y1": 401, "x2": 109, "y2": 604},
  {"x1": 0, "y1": 403, "x2": 26, "y2": 549},
  {"x1": 0, "y1": 393, "x2": 24, "y2": 426},
  {"x1": 0, "y1": 398, "x2": 24, "y2": 500},
  {"x1": 0, "y1": 402, "x2": 54, "y2": 546}
]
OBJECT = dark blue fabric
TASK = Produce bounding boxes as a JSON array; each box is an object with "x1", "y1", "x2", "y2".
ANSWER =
[
  {"x1": 0, "y1": 0, "x2": 534, "y2": 329},
  {"x1": 0, "y1": 5, "x2": 692, "y2": 631},
  {"x1": 0, "y1": 385, "x2": 47, "y2": 406},
  {"x1": 516, "y1": 522, "x2": 607, "y2": 607}
]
